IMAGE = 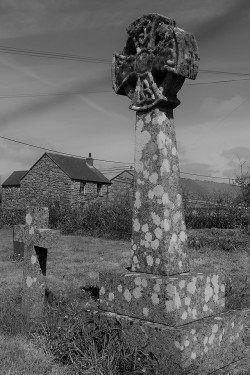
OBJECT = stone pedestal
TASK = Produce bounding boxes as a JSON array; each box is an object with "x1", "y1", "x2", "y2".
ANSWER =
[{"x1": 98, "y1": 109, "x2": 249, "y2": 373}]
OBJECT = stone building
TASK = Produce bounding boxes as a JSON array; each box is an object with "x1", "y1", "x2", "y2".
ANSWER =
[{"x1": 1, "y1": 152, "x2": 111, "y2": 209}]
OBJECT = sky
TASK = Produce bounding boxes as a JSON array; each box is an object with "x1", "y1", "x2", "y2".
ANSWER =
[{"x1": 0, "y1": 0, "x2": 250, "y2": 184}]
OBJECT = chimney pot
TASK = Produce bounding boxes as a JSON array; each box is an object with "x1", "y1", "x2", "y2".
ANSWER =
[{"x1": 86, "y1": 153, "x2": 93, "y2": 167}]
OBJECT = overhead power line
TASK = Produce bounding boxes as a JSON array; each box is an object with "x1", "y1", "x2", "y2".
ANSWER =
[
  {"x1": 0, "y1": 135, "x2": 132, "y2": 165},
  {"x1": 0, "y1": 91, "x2": 111, "y2": 98},
  {"x1": 186, "y1": 77, "x2": 250, "y2": 85},
  {"x1": 0, "y1": 45, "x2": 250, "y2": 78},
  {"x1": 0, "y1": 75, "x2": 249, "y2": 100},
  {"x1": 0, "y1": 45, "x2": 111, "y2": 64},
  {"x1": 0, "y1": 134, "x2": 236, "y2": 182}
]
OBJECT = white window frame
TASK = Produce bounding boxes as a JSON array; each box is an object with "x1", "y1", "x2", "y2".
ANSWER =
[
  {"x1": 80, "y1": 182, "x2": 86, "y2": 195},
  {"x1": 97, "y1": 183, "x2": 103, "y2": 196}
]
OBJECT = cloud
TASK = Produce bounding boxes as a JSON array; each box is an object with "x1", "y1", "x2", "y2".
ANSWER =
[
  {"x1": 221, "y1": 146, "x2": 250, "y2": 162},
  {"x1": 200, "y1": 96, "x2": 244, "y2": 119},
  {"x1": 221, "y1": 146, "x2": 250, "y2": 178},
  {"x1": 0, "y1": 138, "x2": 42, "y2": 180},
  {"x1": 193, "y1": 0, "x2": 250, "y2": 43}
]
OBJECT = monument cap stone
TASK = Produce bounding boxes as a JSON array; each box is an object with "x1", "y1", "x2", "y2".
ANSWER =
[{"x1": 112, "y1": 13, "x2": 199, "y2": 111}]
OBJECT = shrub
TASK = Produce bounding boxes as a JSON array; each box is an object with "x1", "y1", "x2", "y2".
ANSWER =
[
  {"x1": 187, "y1": 228, "x2": 249, "y2": 251},
  {"x1": 0, "y1": 208, "x2": 25, "y2": 228},
  {"x1": 49, "y1": 194, "x2": 133, "y2": 241}
]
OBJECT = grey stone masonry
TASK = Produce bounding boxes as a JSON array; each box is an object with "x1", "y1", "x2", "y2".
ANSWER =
[
  {"x1": 15, "y1": 207, "x2": 59, "y2": 320},
  {"x1": 98, "y1": 13, "x2": 250, "y2": 374},
  {"x1": 20, "y1": 154, "x2": 73, "y2": 208},
  {"x1": 131, "y1": 108, "x2": 189, "y2": 275}
]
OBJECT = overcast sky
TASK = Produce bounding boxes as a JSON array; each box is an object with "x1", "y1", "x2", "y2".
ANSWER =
[{"x1": 0, "y1": 0, "x2": 250, "y2": 183}]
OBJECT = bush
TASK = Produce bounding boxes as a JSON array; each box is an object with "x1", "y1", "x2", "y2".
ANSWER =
[
  {"x1": 49, "y1": 194, "x2": 133, "y2": 241},
  {"x1": 187, "y1": 228, "x2": 249, "y2": 251},
  {"x1": 0, "y1": 208, "x2": 25, "y2": 228},
  {"x1": 183, "y1": 191, "x2": 250, "y2": 230}
]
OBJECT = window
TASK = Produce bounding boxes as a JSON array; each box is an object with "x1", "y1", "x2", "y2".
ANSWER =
[
  {"x1": 97, "y1": 183, "x2": 103, "y2": 196},
  {"x1": 80, "y1": 182, "x2": 86, "y2": 194}
]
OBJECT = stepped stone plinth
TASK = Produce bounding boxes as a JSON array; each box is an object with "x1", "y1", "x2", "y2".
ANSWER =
[
  {"x1": 210, "y1": 350, "x2": 250, "y2": 374},
  {"x1": 97, "y1": 13, "x2": 250, "y2": 374},
  {"x1": 98, "y1": 308, "x2": 248, "y2": 375},
  {"x1": 100, "y1": 270, "x2": 226, "y2": 326}
]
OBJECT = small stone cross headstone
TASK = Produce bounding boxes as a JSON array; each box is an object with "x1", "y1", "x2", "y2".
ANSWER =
[
  {"x1": 13, "y1": 208, "x2": 49, "y2": 260},
  {"x1": 14, "y1": 207, "x2": 59, "y2": 320},
  {"x1": 98, "y1": 13, "x2": 250, "y2": 374}
]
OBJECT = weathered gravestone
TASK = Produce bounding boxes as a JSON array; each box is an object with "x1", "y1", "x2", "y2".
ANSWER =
[
  {"x1": 13, "y1": 208, "x2": 49, "y2": 260},
  {"x1": 14, "y1": 207, "x2": 59, "y2": 320},
  {"x1": 98, "y1": 14, "x2": 250, "y2": 374}
]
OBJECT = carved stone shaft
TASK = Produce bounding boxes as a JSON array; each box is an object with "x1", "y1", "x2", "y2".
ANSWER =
[{"x1": 131, "y1": 107, "x2": 189, "y2": 275}]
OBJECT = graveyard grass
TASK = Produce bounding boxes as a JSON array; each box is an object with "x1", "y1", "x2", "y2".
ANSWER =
[{"x1": 0, "y1": 228, "x2": 249, "y2": 374}]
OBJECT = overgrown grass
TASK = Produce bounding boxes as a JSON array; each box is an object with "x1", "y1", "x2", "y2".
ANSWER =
[
  {"x1": 0, "y1": 285, "x2": 164, "y2": 374},
  {"x1": 0, "y1": 218, "x2": 249, "y2": 373}
]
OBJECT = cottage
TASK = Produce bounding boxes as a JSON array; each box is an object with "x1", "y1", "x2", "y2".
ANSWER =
[
  {"x1": 1, "y1": 152, "x2": 111, "y2": 209},
  {"x1": 1, "y1": 170, "x2": 28, "y2": 209}
]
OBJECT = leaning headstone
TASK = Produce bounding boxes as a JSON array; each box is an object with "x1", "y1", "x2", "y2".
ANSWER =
[
  {"x1": 98, "y1": 14, "x2": 250, "y2": 374},
  {"x1": 13, "y1": 208, "x2": 49, "y2": 260},
  {"x1": 14, "y1": 207, "x2": 59, "y2": 320}
]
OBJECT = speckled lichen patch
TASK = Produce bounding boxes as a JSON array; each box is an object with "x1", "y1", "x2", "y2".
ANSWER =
[
  {"x1": 131, "y1": 108, "x2": 190, "y2": 275},
  {"x1": 97, "y1": 308, "x2": 247, "y2": 375},
  {"x1": 99, "y1": 270, "x2": 226, "y2": 325}
]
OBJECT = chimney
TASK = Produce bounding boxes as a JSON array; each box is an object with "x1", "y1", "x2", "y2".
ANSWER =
[{"x1": 86, "y1": 152, "x2": 93, "y2": 167}]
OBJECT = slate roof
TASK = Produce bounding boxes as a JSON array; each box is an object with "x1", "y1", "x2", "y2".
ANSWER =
[
  {"x1": 2, "y1": 171, "x2": 28, "y2": 187},
  {"x1": 2, "y1": 153, "x2": 111, "y2": 187},
  {"x1": 45, "y1": 153, "x2": 111, "y2": 184}
]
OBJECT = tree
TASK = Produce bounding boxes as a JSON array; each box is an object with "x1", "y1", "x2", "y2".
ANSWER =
[{"x1": 233, "y1": 159, "x2": 250, "y2": 206}]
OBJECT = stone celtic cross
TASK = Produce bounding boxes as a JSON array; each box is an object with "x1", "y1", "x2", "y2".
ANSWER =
[
  {"x1": 112, "y1": 13, "x2": 199, "y2": 275},
  {"x1": 98, "y1": 14, "x2": 249, "y2": 374}
]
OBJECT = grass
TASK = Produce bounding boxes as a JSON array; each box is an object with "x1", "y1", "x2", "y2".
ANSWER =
[
  {"x1": 0, "y1": 334, "x2": 71, "y2": 375},
  {"x1": 0, "y1": 227, "x2": 250, "y2": 374}
]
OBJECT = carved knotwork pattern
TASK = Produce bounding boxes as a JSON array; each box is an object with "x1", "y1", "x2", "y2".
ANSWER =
[{"x1": 112, "y1": 14, "x2": 199, "y2": 111}]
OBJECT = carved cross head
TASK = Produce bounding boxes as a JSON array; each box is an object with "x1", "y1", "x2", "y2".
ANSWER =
[{"x1": 112, "y1": 14, "x2": 199, "y2": 111}]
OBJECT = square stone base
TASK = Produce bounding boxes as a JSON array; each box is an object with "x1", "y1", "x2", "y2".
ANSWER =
[
  {"x1": 96, "y1": 308, "x2": 249, "y2": 375},
  {"x1": 100, "y1": 269, "x2": 225, "y2": 326},
  {"x1": 210, "y1": 350, "x2": 250, "y2": 374}
]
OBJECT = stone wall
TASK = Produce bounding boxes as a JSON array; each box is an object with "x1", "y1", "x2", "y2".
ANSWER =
[
  {"x1": 70, "y1": 180, "x2": 107, "y2": 206},
  {"x1": 1, "y1": 186, "x2": 21, "y2": 209}
]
